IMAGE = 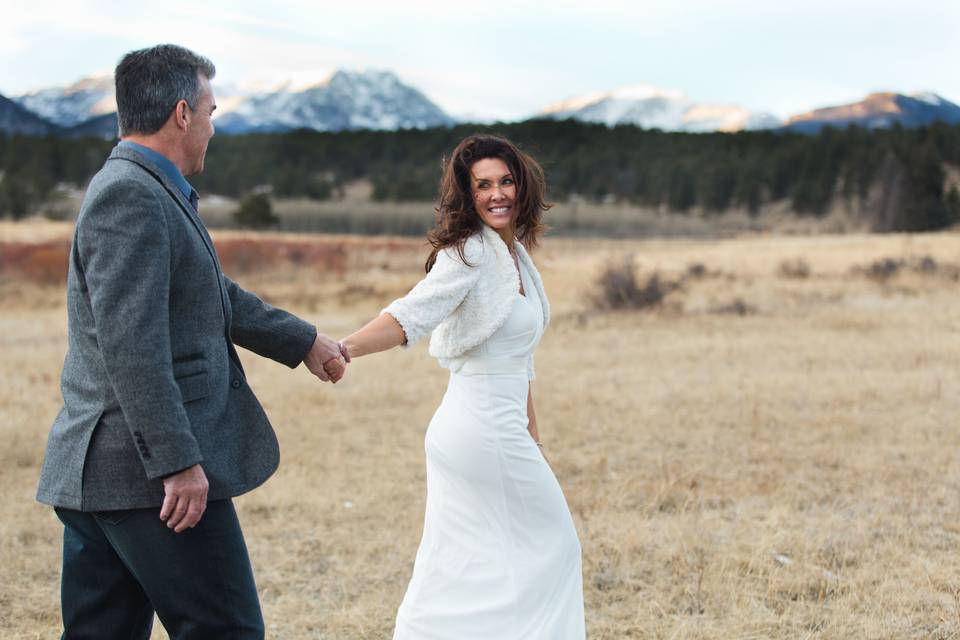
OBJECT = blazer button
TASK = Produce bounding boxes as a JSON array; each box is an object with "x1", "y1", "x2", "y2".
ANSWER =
[{"x1": 231, "y1": 379, "x2": 241, "y2": 389}]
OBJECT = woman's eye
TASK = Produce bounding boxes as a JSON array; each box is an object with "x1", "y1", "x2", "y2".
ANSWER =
[{"x1": 503, "y1": 178, "x2": 514, "y2": 185}]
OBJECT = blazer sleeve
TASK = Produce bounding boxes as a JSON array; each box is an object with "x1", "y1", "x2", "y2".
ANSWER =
[
  {"x1": 77, "y1": 180, "x2": 202, "y2": 480},
  {"x1": 224, "y1": 276, "x2": 318, "y2": 368},
  {"x1": 382, "y1": 240, "x2": 484, "y2": 348}
]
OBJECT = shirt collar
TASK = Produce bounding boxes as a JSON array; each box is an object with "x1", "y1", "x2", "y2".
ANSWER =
[{"x1": 118, "y1": 140, "x2": 196, "y2": 203}]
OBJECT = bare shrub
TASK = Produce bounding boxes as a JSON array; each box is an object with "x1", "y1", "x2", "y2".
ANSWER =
[
  {"x1": 686, "y1": 262, "x2": 708, "y2": 279},
  {"x1": 849, "y1": 255, "x2": 960, "y2": 283},
  {"x1": 908, "y1": 255, "x2": 960, "y2": 280},
  {"x1": 711, "y1": 298, "x2": 756, "y2": 316},
  {"x1": 0, "y1": 241, "x2": 70, "y2": 284},
  {"x1": 854, "y1": 257, "x2": 904, "y2": 283},
  {"x1": 593, "y1": 257, "x2": 682, "y2": 311},
  {"x1": 914, "y1": 255, "x2": 938, "y2": 274},
  {"x1": 778, "y1": 258, "x2": 811, "y2": 279},
  {"x1": 214, "y1": 237, "x2": 348, "y2": 277},
  {"x1": 686, "y1": 262, "x2": 727, "y2": 280}
]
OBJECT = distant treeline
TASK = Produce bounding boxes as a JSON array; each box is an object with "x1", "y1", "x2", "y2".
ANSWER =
[{"x1": 2, "y1": 119, "x2": 959, "y2": 232}]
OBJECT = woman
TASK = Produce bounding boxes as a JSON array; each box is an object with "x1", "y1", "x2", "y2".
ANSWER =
[{"x1": 332, "y1": 134, "x2": 585, "y2": 639}]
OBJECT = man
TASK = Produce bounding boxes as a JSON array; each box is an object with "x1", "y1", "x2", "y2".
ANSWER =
[{"x1": 36, "y1": 44, "x2": 347, "y2": 639}]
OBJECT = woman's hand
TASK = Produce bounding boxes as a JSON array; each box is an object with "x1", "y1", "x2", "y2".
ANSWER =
[
  {"x1": 305, "y1": 333, "x2": 350, "y2": 382},
  {"x1": 536, "y1": 441, "x2": 551, "y2": 466},
  {"x1": 322, "y1": 352, "x2": 347, "y2": 383}
]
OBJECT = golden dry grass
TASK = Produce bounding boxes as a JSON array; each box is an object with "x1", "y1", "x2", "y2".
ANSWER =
[{"x1": 3, "y1": 221, "x2": 960, "y2": 639}]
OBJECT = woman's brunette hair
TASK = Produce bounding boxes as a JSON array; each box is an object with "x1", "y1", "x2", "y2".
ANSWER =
[{"x1": 425, "y1": 134, "x2": 550, "y2": 272}]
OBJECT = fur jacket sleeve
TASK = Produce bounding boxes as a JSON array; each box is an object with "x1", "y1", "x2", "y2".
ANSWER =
[{"x1": 382, "y1": 225, "x2": 550, "y2": 370}]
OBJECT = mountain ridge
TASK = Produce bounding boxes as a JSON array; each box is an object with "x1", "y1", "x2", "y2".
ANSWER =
[
  {"x1": 9, "y1": 69, "x2": 454, "y2": 136},
  {"x1": 783, "y1": 92, "x2": 960, "y2": 133},
  {"x1": 4, "y1": 72, "x2": 960, "y2": 137},
  {"x1": 537, "y1": 85, "x2": 782, "y2": 132},
  {"x1": 0, "y1": 94, "x2": 57, "y2": 135}
]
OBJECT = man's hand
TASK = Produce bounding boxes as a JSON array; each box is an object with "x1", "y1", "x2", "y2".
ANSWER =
[
  {"x1": 305, "y1": 333, "x2": 351, "y2": 383},
  {"x1": 160, "y1": 463, "x2": 209, "y2": 533}
]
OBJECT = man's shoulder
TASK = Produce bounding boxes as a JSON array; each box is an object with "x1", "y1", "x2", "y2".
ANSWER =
[
  {"x1": 94, "y1": 153, "x2": 162, "y2": 188},
  {"x1": 76, "y1": 161, "x2": 173, "y2": 237},
  {"x1": 84, "y1": 158, "x2": 167, "y2": 208}
]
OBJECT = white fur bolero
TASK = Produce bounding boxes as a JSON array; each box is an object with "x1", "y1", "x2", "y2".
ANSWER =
[{"x1": 382, "y1": 224, "x2": 550, "y2": 378}]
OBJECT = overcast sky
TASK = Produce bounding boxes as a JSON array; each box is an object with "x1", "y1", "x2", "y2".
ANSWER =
[{"x1": 3, "y1": 0, "x2": 958, "y2": 120}]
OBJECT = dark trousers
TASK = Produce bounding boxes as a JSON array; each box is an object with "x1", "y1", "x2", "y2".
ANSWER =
[{"x1": 55, "y1": 499, "x2": 264, "y2": 640}]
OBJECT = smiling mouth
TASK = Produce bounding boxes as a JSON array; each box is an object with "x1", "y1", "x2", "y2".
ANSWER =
[{"x1": 489, "y1": 206, "x2": 511, "y2": 214}]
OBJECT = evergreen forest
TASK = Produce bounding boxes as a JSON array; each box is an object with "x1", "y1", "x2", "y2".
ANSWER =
[{"x1": 1, "y1": 119, "x2": 958, "y2": 233}]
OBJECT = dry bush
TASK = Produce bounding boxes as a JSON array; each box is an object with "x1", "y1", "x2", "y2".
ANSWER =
[
  {"x1": 710, "y1": 298, "x2": 756, "y2": 316},
  {"x1": 205, "y1": 238, "x2": 349, "y2": 277},
  {"x1": 686, "y1": 262, "x2": 727, "y2": 280},
  {"x1": 0, "y1": 241, "x2": 70, "y2": 285},
  {"x1": 686, "y1": 262, "x2": 709, "y2": 279},
  {"x1": 851, "y1": 255, "x2": 960, "y2": 283},
  {"x1": 778, "y1": 257, "x2": 811, "y2": 279},
  {"x1": 857, "y1": 257, "x2": 904, "y2": 282},
  {"x1": 0, "y1": 237, "x2": 354, "y2": 285},
  {"x1": 910, "y1": 255, "x2": 960, "y2": 281},
  {"x1": 592, "y1": 256, "x2": 683, "y2": 311}
]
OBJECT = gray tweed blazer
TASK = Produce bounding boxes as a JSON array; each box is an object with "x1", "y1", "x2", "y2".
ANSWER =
[{"x1": 36, "y1": 144, "x2": 317, "y2": 511}]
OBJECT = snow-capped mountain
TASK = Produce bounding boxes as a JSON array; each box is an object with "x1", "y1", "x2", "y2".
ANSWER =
[
  {"x1": 215, "y1": 70, "x2": 454, "y2": 133},
  {"x1": 538, "y1": 85, "x2": 781, "y2": 132},
  {"x1": 0, "y1": 93, "x2": 57, "y2": 135},
  {"x1": 15, "y1": 75, "x2": 115, "y2": 128},
  {"x1": 784, "y1": 92, "x2": 960, "y2": 133},
  {"x1": 7, "y1": 71, "x2": 960, "y2": 138}
]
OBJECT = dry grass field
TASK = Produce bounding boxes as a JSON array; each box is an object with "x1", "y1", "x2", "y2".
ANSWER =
[{"x1": 3, "y1": 220, "x2": 960, "y2": 639}]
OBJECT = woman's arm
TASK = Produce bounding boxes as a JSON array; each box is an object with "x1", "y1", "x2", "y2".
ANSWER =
[
  {"x1": 340, "y1": 241, "x2": 484, "y2": 362},
  {"x1": 340, "y1": 313, "x2": 407, "y2": 359},
  {"x1": 526, "y1": 383, "x2": 539, "y2": 442},
  {"x1": 379, "y1": 242, "x2": 483, "y2": 349}
]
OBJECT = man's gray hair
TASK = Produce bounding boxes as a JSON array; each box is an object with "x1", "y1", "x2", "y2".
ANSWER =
[{"x1": 115, "y1": 44, "x2": 216, "y2": 137}]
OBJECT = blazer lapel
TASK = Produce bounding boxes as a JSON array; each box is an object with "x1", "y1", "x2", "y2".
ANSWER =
[
  {"x1": 108, "y1": 147, "x2": 218, "y2": 260},
  {"x1": 107, "y1": 146, "x2": 231, "y2": 323}
]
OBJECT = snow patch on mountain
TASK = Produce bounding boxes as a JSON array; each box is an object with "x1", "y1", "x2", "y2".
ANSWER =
[
  {"x1": 215, "y1": 69, "x2": 454, "y2": 133},
  {"x1": 16, "y1": 75, "x2": 115, "y2": 128},
  {"x1": 539, "y1": 85, "x2": 781, "y2": 132},
  {"x1": 12, "y1": 69, "x2": 453, "y2": 134}
]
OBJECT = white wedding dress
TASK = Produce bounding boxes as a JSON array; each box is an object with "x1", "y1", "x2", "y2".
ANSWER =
[{"x1": 393, "y1": 259, "x2": 585, "y2": 639}]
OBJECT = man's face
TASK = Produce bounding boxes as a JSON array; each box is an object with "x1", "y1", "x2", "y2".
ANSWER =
[{"x1": 183, "y1": 75, "x2": 216, "y2": 176}]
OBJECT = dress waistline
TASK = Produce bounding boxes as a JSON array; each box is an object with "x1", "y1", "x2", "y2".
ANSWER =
[{"x1": 450, "y1": 356, "x2": 527, "y2": 376}]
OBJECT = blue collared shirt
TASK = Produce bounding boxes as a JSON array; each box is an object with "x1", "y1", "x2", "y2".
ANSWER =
[{"x1": 118, "y1": 140, "x2": 197, "y2": 207}]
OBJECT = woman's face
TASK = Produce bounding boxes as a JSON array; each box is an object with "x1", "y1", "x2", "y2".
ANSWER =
[{"x1": 470, "y1": 157, "x2": 517, "y2": 234}]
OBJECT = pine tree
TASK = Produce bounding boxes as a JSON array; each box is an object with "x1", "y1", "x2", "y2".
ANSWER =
[{"x1": 233, "y1": 193, "x2": 278, "y2": 229}]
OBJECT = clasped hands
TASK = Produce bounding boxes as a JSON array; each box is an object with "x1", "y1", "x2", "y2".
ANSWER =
[{"x1": 304, "y1": 332, "x2": 351, "y2": 383}]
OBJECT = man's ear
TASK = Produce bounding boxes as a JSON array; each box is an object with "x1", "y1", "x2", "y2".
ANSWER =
[{"x1": 174, "y1": 99, "x2": 190, "y2": 131}]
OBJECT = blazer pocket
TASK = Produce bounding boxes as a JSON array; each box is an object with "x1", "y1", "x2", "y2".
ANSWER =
[
  {"x1": 172, "y1": 353, "x2": 206, "y2": 378},
  {"x1": 175, "y1": 371, "x2": 209, "y2": 404}
]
